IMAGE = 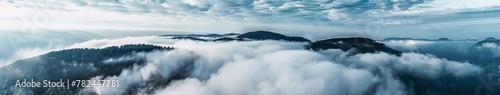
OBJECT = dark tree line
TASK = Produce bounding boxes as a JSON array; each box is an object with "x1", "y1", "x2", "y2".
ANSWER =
[{"x1": 0, "y1": 44, "x2": 174, "y2": 95}]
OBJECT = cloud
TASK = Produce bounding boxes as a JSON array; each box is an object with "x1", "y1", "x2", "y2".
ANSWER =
[
  {"x1": 3, "y1": 0, "x2": 500, "y2": 39},
  {"x1": 470, "y1": 43, "x2": 500, "y2": 58},
  {"x1": 67, "y1": 36, "x2": 174, "y2": 49},
  {"x1": 61, "y1": 36, "x2": 483, "y2": 95},
  {"x1": 0, "y1": 0, "x2": 430, "y2": 29},
  {"x1": 382, "y1": 40, "x2": 500, "y2": 65},
  {"x1": 102, "y1": 53, "x2": 146, "y2": 64},
  {"x1": 0, "y1": 30, "x2": 103, "y2": 66},
  {"x1": 382, "y1": 40, "x2": 436, "y2": 51},
  {"x1": 156, "y1": 50, "x2": 379, "y2": 95},
  {"x1": 0, "y1": 30, "x2": 176, "y2": 67},
  {"x1": 79, "y1": 39, "x2": 310, "y2": 94},
  {"x1": 322, "y1": 49, "x2": 482, "y2": 78},
  {"x1": 397, "y1": 0, "x2": 500, "y2": 15},
  {"x1": 90, "y1": 49, "x2": 196, "y2": 95}
]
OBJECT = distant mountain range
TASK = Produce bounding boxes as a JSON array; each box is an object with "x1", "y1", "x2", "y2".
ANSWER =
[
  {"x1": 161, "y1": 33, "x2": 240, "y2": 38},
  {"x1": 382, "y1": 36, "x2": 500, "y2": 66},
  {"x1": 163, "y1": 31, "x2": 311, "y2": 42},
  {"x1": 1, "y1": 31, "x2": 407, "y2": 94},
  {"x1": 382, "y1": 37, "x2": 478, "y2": 41},
  {"x1": 165, "y1": 31, "x2": 402, "y2": 56}
]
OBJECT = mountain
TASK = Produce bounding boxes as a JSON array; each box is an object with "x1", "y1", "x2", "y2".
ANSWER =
[
  {"x1": 468, "y1": 37, "x2": 500, "y2": 54},
  {"x1": 1, "y1": 31, "x2": 495, "y2": 95},
  {"x1": 382, "y1": 37, "x2": 476, "y2": 41},
  {"x1": 382, "y1": 37, "x2": 415, "y2": 41},
  {"x1": 0, "y1": 44, "x2": 173, "y2": 95},
  {"x1": 236, "y1": 31, "x2": 311, "y2": 42},
  {"x1": 457, "y1": 39, "x2": 479, "y2": 41},
  {"x1": 382, "y1": 37, "x2": 435, "y2": 41},
  {"x1": 473, "y1": 37, "x2": 500, "y2": 46},
  {"x1": 165, "y1": 31, "x2": 311, "y2": 42},
  {"x1": 437, "y1": 38, "x2": 451, "y2": 41},
  {"x1": 0, "y1": 31, "x2": 105, "y2": 66},
  {"x1": 310, "y1": 37, "x2": 402, "y2": 56},
  {"x1": 213, "y1": 37, "x2": 243, "y2": 42},
  {"x1": 161, "y1": 33, "x2": 239, "y2": 38},
  {"x1": 165, "y1": 31, "x2": 401, "y2": 56},
  {"x1": 466, "y1": 37, "x2": 500, "y2": 64},
  {"x1": 235, "y1": 31, "x2": 401, "y2": 56},
  {"x1": 172, "y1": 36, "x2": 208, "y2": 41}
]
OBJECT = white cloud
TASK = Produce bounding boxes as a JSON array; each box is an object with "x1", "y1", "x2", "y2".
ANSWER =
[
  {"x1": 0, "y1": 0, "x2": 431, "y2": 31},
  {"x1": 395, "y1": 53, "x2": 482, "y2": 78},
  {"x1": 67, "y1": 36, "x2": 174, "y2": 49},
  {"x1": 322, "y1": 49, "x2": 482, "y2": 78},
  {"x1": 155, "y1": 50, "x2": 379, "y2": 95},
  {"x1": 472, "y1": 42, "x2": 500, "y2": 57},
  {"x1": 91, "y1": 49, "x2": 196, "y2": 95},
  {"x1": 0, "y1": 30, "x2": 179, "y2": 67},
  {"x1": 400, "y1": 0, "x2": 500, "y2": 14},
  {"x1": 3, "y1": 0, "x2": 500, "y2": 39},
  {"x1": 382, "y1": 40, "x2": 435, "y2": 51},
  {"x1": 480, "y1": 43, "x2": 499, "y2": 48},
  {"x1": 60, "y1": 36, "x2": 483, "y2": 95},
  {"x1": 0, "y1": 30, "x2": 103, "y2": 66},
  {"x1": 156, "y1": 78, "x2": 209, "y2": 95}
]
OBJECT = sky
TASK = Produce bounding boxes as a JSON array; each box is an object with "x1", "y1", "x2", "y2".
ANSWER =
[
  {"x1": 0, "y1": 1, "x2": 497, "y2": 94},
  {"x1": 1, "y1": 0, "x2": 500, "y2": 40}
]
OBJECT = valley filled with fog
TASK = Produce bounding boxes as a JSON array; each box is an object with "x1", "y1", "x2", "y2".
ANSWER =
[
  {"x1": 1, "y1": 31, "x2": 498, "y2": 95},
  {"x1": 3, "y1": 0, "x2": 500, "y2": 95}
]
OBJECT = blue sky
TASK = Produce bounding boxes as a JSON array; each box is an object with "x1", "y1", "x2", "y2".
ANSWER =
[{"x1": 1, "y1": 0, "x2": 500, "y2": 40}]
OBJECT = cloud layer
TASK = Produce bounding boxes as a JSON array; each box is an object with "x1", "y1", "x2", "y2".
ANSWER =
[
  {"x1": 7, "y1": 0, "x2": 428, "y2": 24},
  {"x1": 0, "y1": 30, "x2": 104, "y2": 66},
  {"x1": 57, "y1": 36, "x2": 483, "y2": 95},
  {"x1": 0, "y1": 30, "x2": 177, "y2": 67},
  {"x1": 3, "y1": 0, "x2": 500, "y2": 39}
]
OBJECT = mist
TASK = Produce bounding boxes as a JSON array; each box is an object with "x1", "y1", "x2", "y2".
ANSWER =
[{"x1": 61, "y1": 37, "x2": 484, "y2": 95}]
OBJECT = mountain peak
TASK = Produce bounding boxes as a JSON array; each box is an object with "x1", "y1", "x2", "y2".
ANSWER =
[
  {"x1": 311, "y1": 37, "x2": 402, "y2": 56},
  {"x1": 437, "y1": 38, "x2": 451, "y2": 41},
  {"x1": 236, "y1": 31, "x2": 310, "y2": 42},
  {"x1": 382, "y1": 37, "x2": 414, "y2": 41},
  {"x1": 477, "y1": 37, "x2": 500, "y2": 44},
  {"x1": 485, "y1": 37, "x2": 498, "y2": 41}
]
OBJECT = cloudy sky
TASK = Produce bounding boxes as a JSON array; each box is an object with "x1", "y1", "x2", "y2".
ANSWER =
[{"x1": 1, "y1": 0, "x2": 500, "y2": 39}]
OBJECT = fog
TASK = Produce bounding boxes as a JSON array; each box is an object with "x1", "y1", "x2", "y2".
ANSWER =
[{"x1": 63, "y1": 37, "x2": 483, "y2": 95}]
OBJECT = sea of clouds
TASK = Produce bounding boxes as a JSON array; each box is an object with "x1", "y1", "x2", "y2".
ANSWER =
[
  {"x1": 0, "y1": 30, "x2": 105, "y2": 67},
  {"x1": 37, "y1": 36, "x2": 481, "y2": 95},
  {"x1": 0, "y1": 30, "x2": 180, "y2": 67}
]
